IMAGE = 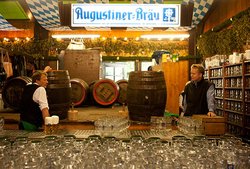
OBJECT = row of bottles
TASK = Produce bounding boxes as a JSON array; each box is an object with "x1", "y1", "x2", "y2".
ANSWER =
[
  {"x1": 210, "y1": 79, "x2": 223, "y2": 88},
  {"x1": 227, "y1": 112, "x2": 243, "y2": 126},
  {"x1": 227, "y1": 124, "x2": 243, "y2": 135},
  {"x1": 225, "y1": 65, "x2": 242, "y2": 76},
  {"x1": 225, "y1": 100, "x2": 243, "y2": 112},
  {"x1": 215, "y1": 89, "x2": 223, "y2": 98},
  {"x1": 225, "y1": 78, "x2": 242, "y2": 88},
  {"x1": 224, "y1": 89, "x2": 242, "y2": 100}
]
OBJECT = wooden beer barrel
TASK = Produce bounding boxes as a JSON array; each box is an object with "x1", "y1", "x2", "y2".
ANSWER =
[
  {"x1": 116, "y1": 79, "x2": 128, "y2": 105},
  {"x1": 2, "y1": 76, "x2": 32, "y2": 110},
  {"x1": 127, "y1": 71, "x2": 167, "y2": 122},
  {"x1": 46, "y1": 70, "x2": 71, "y2": 119},
  {"x1": 89, "y1": 79, "x2": 119, "y2": 106},
  {"x1": 70, "y1": 78, "x2": 89, "y2": 106}
]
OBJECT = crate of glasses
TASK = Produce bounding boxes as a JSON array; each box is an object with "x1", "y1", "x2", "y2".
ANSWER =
[{"x1": 192, "y1": 115, "x2": 225, "y2": 135}]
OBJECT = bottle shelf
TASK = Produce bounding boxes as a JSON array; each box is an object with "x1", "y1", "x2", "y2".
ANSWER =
[
  {"x1": 216, "y1": 107, "x2": 224, "y2": 111},
  {"x1": 225, "y1": 87, "x2": 243, "y2": 90},
  {"x1": 227, "y1": 121, "x2": 244, "y2": 128},
  {"x1": 207, "y1": 61, "x2": 249, "y2": 137},
  {"x1": 224, "y1": 98, "x2": 243, "y2": 102},
  {"x1": 225, "y1": 109, "x2": 243, "y2": 115},
  {"x1": 215, "y1": 97, "x2": 223, "y2": 100},
  {"x1": 210, "y1": 76, "x2": 223, "y2": 79},
  {"x1": 224, "y1": 75, "x2": 243, "y2": 78}
]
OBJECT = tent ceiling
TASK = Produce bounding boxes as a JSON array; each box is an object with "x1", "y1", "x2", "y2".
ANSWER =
[
  {"x1": 0, "y1": 0, "x2": 214, "y2": 34},
  {"x1": 0, "y1": 1, "x2": 28, "y2": 19}
]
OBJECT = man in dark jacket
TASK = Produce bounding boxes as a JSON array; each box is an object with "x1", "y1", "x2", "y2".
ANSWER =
[
  {"x1": 19, "y1": 68, "x2": 51, "y2": 130},
  {"x1": 183, "y1": 64, "x2": 216, "y2": 117}
]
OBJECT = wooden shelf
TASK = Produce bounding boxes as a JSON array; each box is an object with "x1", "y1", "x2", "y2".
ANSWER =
[
  {"x1": 224, "y1": 63, "x2": 243, "y2": 67},
  {"x1": 225, "y1": 109, "x2": 243, "y2": 115},
  {"x1": 215, "y1": 97, "x2": 223, "y2": 100},
  {"x1": 216, "y1": 107, "x2": 224, "y2": 111},
  {"x1": 245, "y1": 126, "x2": 250, "y2": 130},
  {"x1": 210, "y1": 76, "x2": 223, "y2": 79},
  {"x1": 224, "y1": 75, "x2": 242, "y2": 78},
  {"x1": 227, "y1": 121, "x2": 244, "y2": 127},
  {"x1": 225, "y1": 87, "x2": 243, "y2": 89},
  {"x1": 224, "y1": 98, "x2": 243, "y2": 102}
]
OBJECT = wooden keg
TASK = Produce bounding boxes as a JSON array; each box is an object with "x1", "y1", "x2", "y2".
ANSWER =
[
  {"x1": 127, "y1": 71, "x2": 167, "y2": 122},
  {"x1": 2, "y1": 76, "x2": 32, "y2": 110},
  {"x1": 89, "y1": 79, "x2": 119, "y2": 106},
  {"x1": 46, "y1": 70, "x2": 71, "y2": 119},
  {"x1": 116, "y1": 79, "x2": 128, "y2": 105},
  {"x1": 70, "y1": 78, "x2": 89, "y2": 106}
]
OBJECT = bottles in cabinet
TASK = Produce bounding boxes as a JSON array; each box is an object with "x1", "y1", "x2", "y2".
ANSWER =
[
  {"x1": 225, "y1": 78, "x2": 242, "y2": 88},
  {"x1": 246, "y1": 116, "x2": 250, "y2": 128},
  {"x1": 216, "y1": 99, "x2": 223, "y2": 109},
  {"x1": 246, "y1": 77, "x2": 250, "y2": 87},
  {"x1": 227, "y1": 124, "x2": 244, "y2": 135},
  {"x1": 245, "y1": 90, "x2": 250, "y2": 101},
  {"x1": 224, "y1": 89, "x2": 242, "y2": 100},
  {"x1": 245, "y1": 103, "x2": 250, "y2": 115},
  {"x1": 211, "y1": 68, "x2": 223, "y2": 77},
  {"x1": 225, "y1": 100, "x2": 243, "y2": 112},
  {"x1": 215, "y1": 89, "x2": 223, "y2": 98},
  {"x1": 211, "y1": 79, "x2": 223, "y2": 88},
  {"x1": 227, "y1": 112, "x2": 243, "y2": 126},
  {"x1": 225, "y1": 64, "x2": 242, "y2": 76},
  {"x1": 216, "y1": 109, "x2": 224, "y2": 117},
  {"x1": 208, "y1": 62, "x2": 250, "y2": 138}
]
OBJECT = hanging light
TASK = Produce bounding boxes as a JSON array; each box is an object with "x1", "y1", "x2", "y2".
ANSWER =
[
  {"x1": 51, "y1": 34, "x2": 100, "y2": 39},
  {"x1": 140, "y1": 34, "x2": 190, "y2": 40}
]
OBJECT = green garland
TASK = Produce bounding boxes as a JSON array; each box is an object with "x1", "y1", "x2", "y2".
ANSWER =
[{"x1": 197, "y1": 8, "x2": 250, "y2": 58}]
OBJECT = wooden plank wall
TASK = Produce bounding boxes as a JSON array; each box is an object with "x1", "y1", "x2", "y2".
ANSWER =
[
  {"x1": 204, "y1": 0, "x2": 250, "y2": 32},
  {"x1": 162, "y1": 60, "x2": 189, "y2": 114}
]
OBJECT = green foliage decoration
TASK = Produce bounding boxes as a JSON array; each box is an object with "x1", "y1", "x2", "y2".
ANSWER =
[
  {"x1": 84, "y1": 39, "x2": 189, "y2": 57},
  {"x1": 0, "y1": 37, "x2": 188, "y2": 59},
  {"x1": 0, "y1": 38, "x2": 68, "y2": 59},
  {"x1": 197, "y1": 8, "x2": 250, "y2": 58}
]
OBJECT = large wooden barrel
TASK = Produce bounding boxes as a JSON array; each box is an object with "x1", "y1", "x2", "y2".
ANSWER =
[
  {"x1": 89, "y1": 79, "x2": 119, "y2": 106},
  {"x1": 127, "y1": 71, "x2": 167, "y2": 122},
  {"x1": 2, "y1": 76, "x2": 32, "y2": 110},
  {"x1": 70, "y1": 78, "x2": 89, "y2": 106},
  {"x1": 46, "y1": 70, "x2": 71, "y2": 119},
  {"x1": 116, "y1": 79, "x2": 128, "y2": 105}
]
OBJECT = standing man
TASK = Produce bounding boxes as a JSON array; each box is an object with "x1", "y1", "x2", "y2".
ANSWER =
[
  {"x1": 183, "y1": 64, "x2": 216, "y2": 117},
  {"x1": 19, "y1": 67, "x2": 52, "y2": 130}
]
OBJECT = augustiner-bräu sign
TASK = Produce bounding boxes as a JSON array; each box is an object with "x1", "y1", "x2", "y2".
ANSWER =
[{"x1": 71, "y1": 4, "x2": 180, "y2": 27}]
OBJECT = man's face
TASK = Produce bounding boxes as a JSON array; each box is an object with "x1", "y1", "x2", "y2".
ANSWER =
[
  {"x1": 36, "y1": 74, "x2": 48, "y2": 88},
  {"x1": 191, "y1": 67, "x2": 202, "y2": 82}
]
